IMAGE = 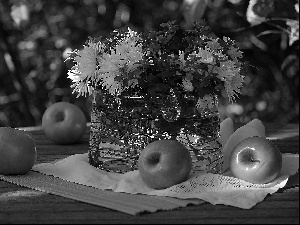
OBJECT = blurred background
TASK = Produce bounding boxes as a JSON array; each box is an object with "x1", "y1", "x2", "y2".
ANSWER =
[{"x1": 0, "y1": 0, "x2": 299, "y2": 128}]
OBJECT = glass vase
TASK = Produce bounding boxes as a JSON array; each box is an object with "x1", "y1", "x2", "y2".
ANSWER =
[{"x1": 88, "y1": 89, "x2": 223, "y2": 174}]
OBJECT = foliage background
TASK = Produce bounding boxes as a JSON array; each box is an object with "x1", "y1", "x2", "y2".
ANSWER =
[{"x1": 0, "y1": 0, "x2": 299, "y2": 128}]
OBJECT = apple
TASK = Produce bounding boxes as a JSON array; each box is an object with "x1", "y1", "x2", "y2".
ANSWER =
[
  {"x1": 42, "y1": 102, "x2": 87, "y2": 144},
  {"x1": 0, "y1": 127, "x2": 37, "y2": 175},
  {"x1": 222, "y1": 118, "x2": 266, "y2": 173},
  {"x1": 229, "y1": 136, "x2": 282, "y2": 184},
  {"x1": 138, "y1": 140, "x2": 192, "y2": 190}
]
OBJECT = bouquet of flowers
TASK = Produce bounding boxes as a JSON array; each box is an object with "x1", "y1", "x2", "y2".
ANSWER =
[
  {"x1": 67, "y1": 21, "x2": 248, "y2": 111},
  {"x1": 66, "y1": 21, "x2": 249, "y2": 173}
]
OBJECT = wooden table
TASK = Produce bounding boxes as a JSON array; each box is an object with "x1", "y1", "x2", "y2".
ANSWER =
[{"x1": 0, "y1": 122, "x2": 299, "y2": 224}]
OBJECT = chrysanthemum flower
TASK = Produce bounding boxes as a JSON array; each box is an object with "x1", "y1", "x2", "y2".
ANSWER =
[
  {"x1": 214, "y1": 61, "x2": 240, "y2": 81},
  {"x1": 224, "y1": 72, "x2": 245, "y2": 102},
  {"x1": 192, "y1": 48, "x2": 215, "y2": 64},
  {"x1": 67, "y1": 40, "x2": 105, "y2": 96},
  {"x1": 182, "y1": 77, "x2": 194, "y2": 92},
  {"x1": 97, "y1": 28, "x2": 144, "y2": 95},
  {"x1": 178, "y1": 51, "x2": 186, "y2": 68},
  {"x1": 67, "y1": 21, "x2": 248, "y2": 104},
  {"x1": 196, "y1": 94, "x2": 215, "y2": 111}
]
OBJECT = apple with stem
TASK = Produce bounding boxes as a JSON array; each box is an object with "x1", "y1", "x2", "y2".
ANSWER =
[
  {"x1": 42, "y1": 102, "x2": 87, "y2": 145},
  {"x1": 138, "y1": 140, "x2": 192, "y2": 190},
  {"x1": 229, "y1": 136, "x2": 282, "y2": 184}
]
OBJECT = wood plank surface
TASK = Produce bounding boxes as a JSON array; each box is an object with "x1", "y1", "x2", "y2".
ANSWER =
[{"x1": 0, "y1": 122, "x2": 299, "y2": 224}]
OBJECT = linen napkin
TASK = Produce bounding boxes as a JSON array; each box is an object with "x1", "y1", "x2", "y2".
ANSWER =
[
  {"x1": 31, "y1": 152, "x2": 295, "y2": 210},
  {"x1": 1, "y1": 118, "x2": 298, "y2": 215},
  {"x1": 31, "y1": 118, "x2": 298, "y2": 210}
]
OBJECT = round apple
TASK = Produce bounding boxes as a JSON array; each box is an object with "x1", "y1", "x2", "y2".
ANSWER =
[
  {"x1": 229, "y1": 136, "x2": 282, "y2": 184},
  {"x1": 42, "y1": 102, "x2": 87, "y2": 144},
  {"x1": 0, "y1": 127, "x2": 37, "y2": 175},
  {"x1": 138, "y1": 140, "x2": 192, "y2": 190}
]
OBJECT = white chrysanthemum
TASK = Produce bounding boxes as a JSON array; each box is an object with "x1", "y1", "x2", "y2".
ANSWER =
[
  {"x1": 223, "y1": 37, "x2": 243, "y2": 62},
  {"x1": 207, "y1": 39, "x2": 221, "y2": 51},
  {"x1": 224, "y1": 72, "x2": 245, "y2": 102},
  {"x1": 100, "y1": 72, "x2": 123, "y2": 96},
  {"x1": 212, "y1": 60, "x2": 244, "y2": 102},
  {"x1": 214, "y1": 61, "x2": 240, "y2": 81},
  {"x1": 182, "y1": 77, "x2": 194, "y2": 92},
  {"x1": 227, "y1": 46, "x2": 243, "y2": 62},
  {"x1": 98, "y1": 28, "x2": 144, "y2": 95},
  {"x1": 70, "y1": 82, "x2": 94, "y2": 97},
  {"x1": 67, "y1": 40, "x2": 105, "y2": 96},
  {"x1": 178, "y1": 50, "x2": 186, "y2": 68},
  {"x1": 196, "y1": 94, "x2": 215, "y2": 111},
  {"x1": 192, "y1": 48, "x2": 214, "y2": 64}
]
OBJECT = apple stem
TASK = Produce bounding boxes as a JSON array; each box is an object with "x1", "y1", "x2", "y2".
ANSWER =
[
  {"x1": 148, "y1": 154, "x2": 160, "y2": 165},
  {"x1": 55, "y1": 112, "x2": 65, "y2": 122},
  {"x1": 251, "y1": 159, "x2": 260, "y2": 163}
]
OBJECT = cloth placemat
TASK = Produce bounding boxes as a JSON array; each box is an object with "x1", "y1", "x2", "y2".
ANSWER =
[
  {"x1": 28, "y1": 153, "x2": 294, "y2": 209},
  {"x1": 1, "y1": 119, "x2": 298, "y2": 215},
  {"x1": 0, "y1": 153, "x2": 294, "y2": 215},
  {"x1": 0, "y1": 171, "x2": 203, "y2": 215}
]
